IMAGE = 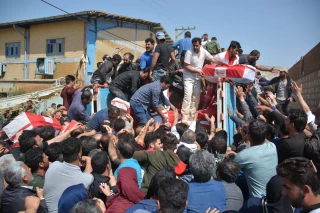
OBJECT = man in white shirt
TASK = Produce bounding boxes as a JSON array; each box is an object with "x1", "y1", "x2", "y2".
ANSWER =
[
  {"x1": 215, "y1": 41, "x2": 241, "y2": 65},
  {"x1": 182, "y1": 37, "x2": 224, "y2": 122},
  {"x1": 201, "y1": 33, "x2": 209, "y2": 47}
]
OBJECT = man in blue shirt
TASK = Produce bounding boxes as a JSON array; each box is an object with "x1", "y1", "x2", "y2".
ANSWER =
[
  {"x1": 172, "y1": 31, "x2": 192, "y2": 59},
  {"x1": 130, "y1": 75, "x2": 175, "y2": 126},
  {"x1": 140, "y1": 38, "x2": 155, "y2": 70},
  {"x1": 67, "y1": 90, "x2": 93, "y2": 123}
]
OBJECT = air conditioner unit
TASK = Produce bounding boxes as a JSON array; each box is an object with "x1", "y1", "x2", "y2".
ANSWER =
[
  {"x1": 0, "y1": 62, "x2": 7, "y2": 77},
  {"x1": 36, "y1": 58, "x2": 55, "y2": 75}
]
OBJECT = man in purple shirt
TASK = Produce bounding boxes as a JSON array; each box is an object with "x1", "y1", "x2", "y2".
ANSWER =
[{"x1": 67, "y1": 90, "x2": 93, "y2": 123}]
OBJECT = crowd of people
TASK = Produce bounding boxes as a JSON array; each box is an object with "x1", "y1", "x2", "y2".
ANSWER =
[{"x1": 0, "y1": 31, "x2": 320, "y2": 213}]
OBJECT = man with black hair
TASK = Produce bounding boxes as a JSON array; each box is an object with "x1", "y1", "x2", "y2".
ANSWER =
[
  {"x1": 215, "y1": 40, "x2": 241, "y2": 65},
  {"x1": 44, "y1": 137, "x2": 93, "y2": 212},
  {"x1": 150, "y1": 32, "x2": 176, "y2": 81},
  {"x1": 83, "y1": 105, "x2": 120, "y2": 136},
  {"x1": 172, "y1": 31, "x2": 192, "y2": 59},
  {"x1": 132, "y1": 133, "x2": 184, "y2": 192},
  {"x1": 113, "y1": 118, "x2": 126, "y2": 133},
  {"x1": 205, "y1": 37, "x2": 221, "y2": 56},
  {"x1": 158, "y1": 179, "x2": 189, "y2": 213},
  {"x1": 144, "y1": 132, "x2": 162, "y2": 151},
  {"x1": 182, "y1": 37, "x2": 224, "y2": 122},
  {"x1": 109, "y1": 69, "x2": 150, "y2": 101},
  {"x1": 130, "y1": 75, "x2": 175, "y2": 126},
  {"x1": 61, "y1": 75, "x2": 92, "y2": 111},
  {"x1": 79, "y1": 136, "x2": 97, "y2": 156},
  {"x1": 89, "y1": 151, "x2": 117, "y2": 202},
  {"x1": 116, "y1": 52, "x2": 139, "y2": 76},
  {"x1": 19, "y1": 130, "x2": 43, "y2": 154},
  {"x1": 113, "y1": 132, "x2": 142, "y2": 188},
  {"x1": 208, "y1": 132, "x2": 227, "y2": 174},
  {"x1": 45, "y1": 142, "x2": 63, "y2": 163},
  {"x1": 67, "y1": 89, "x2": 93, "y2": 122},
  {"x1": 277, "y1": 157, "x2": 320, "y2": 212},
  {"x1": 216, "y1": 159, "x2": 243, "y2": 211},
  {"x1": 24, "y1": 147, "x2": 49, "y2": 190},
  {"x1": 36, "y1": 126, "x2": 55, "y2": 142},
  {"x1": 239, "y1": 49, "x2": 278, "y2": 72},
  {"x1": 90, "y1": 54, "x2": 122, "y2": 86},
  {"x1": 201, "y1": 33, "x2": 209, "y2": 47},
  {"x1": 226, "y1": 119, "x2": 278, "y2": 198},
  {"x1": 140, "y1": 38, "x2": 155, "y2": 70},
  {"x1": 277, "y1": 108, "x2": 307, "y2": 163}
]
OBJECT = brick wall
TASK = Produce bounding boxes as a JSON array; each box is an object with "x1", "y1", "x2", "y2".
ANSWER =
[{"x1": 288, "y1": 42, "x2": 320, "y2": 112}]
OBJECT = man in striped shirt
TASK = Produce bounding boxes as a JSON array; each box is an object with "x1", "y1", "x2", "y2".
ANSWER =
[{"x1": 130, "y1": 75, "x2": 175, "y2": 127}]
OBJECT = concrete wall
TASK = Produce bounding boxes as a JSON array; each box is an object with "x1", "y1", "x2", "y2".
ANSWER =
[
  {"x1": 0, "y1": 79, "x2": 57, "y2": 93},
  {"x1": 288, "y1": 42, "x2": 320, "y2": 112}
]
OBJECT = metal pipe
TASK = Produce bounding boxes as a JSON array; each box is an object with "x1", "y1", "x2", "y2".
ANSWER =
[{"x1": 134, "y1": 24, "x2": 138, "y2": 60}]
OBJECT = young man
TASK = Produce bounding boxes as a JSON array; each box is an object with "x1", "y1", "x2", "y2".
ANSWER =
[
  {"x1": 130, "y1": 75, "x2": 175, "y2": 127},
  {"x1": 67, "y1": 90, "x2": 93, "y2": 123},
  {"x1": 239, "y1": 49, "x2": 278, "y2": 72},
  {"x1": 172, "y1": 31, "x2": 192, "y2": 59},
  {"x1": 259, "y1": 68, "x2": 294, "y2": 115},
  {"x1": 277, "y1": 109, "x2": 307, "y2": 163},
  {"x1": 24, "y1": 147, "x2": 50, "y2": 190},
  {"x1": 109, "y1": 69, "x2": 150, "y2": 102},
  {"x1": 205, "y1": 37, "x2": 221, "y2": 56},
  {"x1": 182, "y1": 37, "x2": 224, "y2": 122},
  {"x1": 140, "y1": 38, "x2": 155, "y2": 70},
  {"x1": 277, "y1": 157, "x2": 320, "y2": 212},
  {"x1": 60, "y1": 75, "x2": 91, "y2": 111},
  {"x1": 44, "y1": 138, "x2": 93, "y2": 213},
  {"x1": 215, "y1": 41, "x2": 241, "y2": 65},
  {"x1": 90, "y1": 54, "x2": 122, "y2": 86},
  {"x1": 150, "y1": 32, "x2": 175, "y2": 81},
  {"x1": 201, "y1": 33, "x2": 209, "y2": 47}
]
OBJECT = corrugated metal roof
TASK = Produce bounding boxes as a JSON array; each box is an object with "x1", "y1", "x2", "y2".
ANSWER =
[{"x1": 0, "y1": 10, "x2": 174, "y2": 45}]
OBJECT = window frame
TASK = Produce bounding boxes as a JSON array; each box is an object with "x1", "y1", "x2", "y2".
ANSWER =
[
  {"x1": 46, "y1": 38, "x2": 65, "y2": 56},
  {"x1": 5, "y1": 42, "x2": 21, "y2": 58}
]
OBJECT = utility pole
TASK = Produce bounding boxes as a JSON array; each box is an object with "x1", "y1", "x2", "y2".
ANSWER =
[{"x1": 175, "y1": 26, "x2": 196, "y2": 42}]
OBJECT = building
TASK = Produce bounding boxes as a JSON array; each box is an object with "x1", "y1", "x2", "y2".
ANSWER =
[
  {"x1": 288, "y1": 42, "x2": 320, "y2": 112},
  {"x1": 0, "y1": 10, "x2": 174, "y2": 85}
]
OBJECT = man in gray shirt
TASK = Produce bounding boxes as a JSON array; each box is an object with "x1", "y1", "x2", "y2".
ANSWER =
[
  {"x1": 44, "y1": 138, "x2": 93, "y2": 213},
  {"x1": 67, "y1": 90, "x2": 93, "y2": 122}
]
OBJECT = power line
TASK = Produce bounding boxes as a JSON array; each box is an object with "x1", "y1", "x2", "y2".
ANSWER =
[{"x1": 40, "y1": 0, "x2": 146, "y2": 48}]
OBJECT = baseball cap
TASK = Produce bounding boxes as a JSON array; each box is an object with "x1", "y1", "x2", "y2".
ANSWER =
[
  {"x1": 279, "y1": 68, "x2": 288, "y2": 73},
  {"x1": 156, "y1": 31, "x2": 166, "y2": 40}
]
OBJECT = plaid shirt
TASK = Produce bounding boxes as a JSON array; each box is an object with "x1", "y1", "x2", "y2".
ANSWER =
[{"x1": 130, "y1": 80, "x2": 170, "y2": 109}]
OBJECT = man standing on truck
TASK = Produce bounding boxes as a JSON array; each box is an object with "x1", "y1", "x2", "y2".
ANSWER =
[
  {"x1": 140, "y1": 38, "x2": 155, "y2": 70},
  {"x1": 239, "y1": 50, "x2": 278, "y2": 72},
  {"x1": 215, "y1": 40, "x2": 241, "y2": 65},
  {"x1": 205, "y1": 37, "x2": 221, "y2": 56},
  {"x1": 182, "y1": 37, "x2": 224, "y2": 123},
  {"x1": 172, "y1": 31, "x2": 192, "y2": 59}
]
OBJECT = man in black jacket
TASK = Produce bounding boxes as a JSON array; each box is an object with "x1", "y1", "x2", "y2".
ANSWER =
[
  {"x1": 2, "y1": 161, "x2": 48, "y2": 213},
  {"x1": 259, "y1": 68, "x2": 294, "y2": 115},
  {"x1": 116, "y1": 53, "x2": 139, "y2": 77},
  {"x1": 90, "y1": 54, "x2": 122, "y2": 86},
  {"x1": 109, "y1": 69, "x2": 150, "y2": 101}
]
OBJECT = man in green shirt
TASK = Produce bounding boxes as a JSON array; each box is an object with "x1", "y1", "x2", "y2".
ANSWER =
[{"x1": 24, "y1": 147, "x2": 50, "y2": 190}]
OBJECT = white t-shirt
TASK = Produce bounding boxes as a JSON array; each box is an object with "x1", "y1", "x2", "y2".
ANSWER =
[
  {"x1": 184, "y1": 47, "x2": 213, "y2": 80},
  {"x1": 202, "y1": 40, "x2": 208, "y2": 47},
  {"x1": 215, "y1": 51, "x2": 239, "y2": 65}
]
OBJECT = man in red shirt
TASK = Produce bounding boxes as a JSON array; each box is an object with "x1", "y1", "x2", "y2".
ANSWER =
[{"x1": 60, "y1": 75, "x2": 91, "y2": 110}]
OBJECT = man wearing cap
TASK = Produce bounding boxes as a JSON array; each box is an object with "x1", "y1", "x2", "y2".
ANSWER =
[
  {"x1": 259, "y1": 68, "x2": 294, "y2": 115},
  {"x1": 150, "y1": 32, "x2": 175, "y2": 81},
  {"x1": 239, "y1": 50, "x2": 278, "y2": 72}
]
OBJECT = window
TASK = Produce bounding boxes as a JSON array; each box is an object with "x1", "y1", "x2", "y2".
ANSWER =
[
  {"x1": 46, "y1": 38, "x2": 64, "y2": 56},
  {"x1": 5, "y1": 42, "x2": 20, "y2": 58}
]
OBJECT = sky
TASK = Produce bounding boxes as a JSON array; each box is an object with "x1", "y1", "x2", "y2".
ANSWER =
[{"x1": 1, "y1": 0, "x2": 319, "y2": 68}]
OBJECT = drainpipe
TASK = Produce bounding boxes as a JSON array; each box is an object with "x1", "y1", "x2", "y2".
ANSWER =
[
  {"x1": 134, "y1": 24, "x2": 138, "y2": 60},
  {"x1": 13, "y1": 24, "x2": 29, "y2": 79}
]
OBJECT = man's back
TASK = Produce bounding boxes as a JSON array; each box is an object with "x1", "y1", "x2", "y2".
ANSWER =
[
  {"x1": 2, "y1": 186, "x2": 47, "y2": 213},
  {"x1": 221, "y1": 181, "x2": 244, "y2": 211},
  {"x1": 234, "y1": 142, "x2": 278, "y2": 198},
  {"x1": 187, "y1": 179, "x2": 226, "y2": 213},
  {"x1": 130, "y1": 81, "x2": 160, "y2": 106},
  {"x1": 154, "y1": 43, "x2": 172, "y2": 70},
  {"x1": 239, "y1": 54, "x2": 256, "y2": 67},
  {"x1": 44, "y1": 161, "x2": 93, "y2": 213},
  {"x1": 86, "y1": 108, "x2": 109, "y2": 132},
  {"x1": 67, "y1": 91, "x2": 88, "y2": 122},
  {"x1": 60, "y1": 86, "x2": 77, "y2": 111},
  {"x1": 277, "y1": 132, "x2": 306, "y2": 163},
  {"x1": 111, "y1": 70, "x2": 141, "y2": 91},
  {"x1": 91, "y1": 60, "x2": 114, "y2": 84}
]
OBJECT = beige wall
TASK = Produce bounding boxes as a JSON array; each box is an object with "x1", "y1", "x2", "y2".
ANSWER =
[
  {"x1": 2, "y1": 64, "x2": 24, "y2": 79},
  {"x1": 0, "y1": 27, "x2": 26, "y2": 61},
  {"x1": 29, "y1": 20, "x2": 85, "y2": 60}
]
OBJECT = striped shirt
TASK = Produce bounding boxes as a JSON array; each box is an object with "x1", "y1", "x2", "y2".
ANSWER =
[{"x1": 130, "y1": 81, "x2": 170, "y2": 109}]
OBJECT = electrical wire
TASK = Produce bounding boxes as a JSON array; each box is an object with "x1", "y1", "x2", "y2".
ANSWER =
[{"x1": 40, "y1": 0, "x2": 148, "y2": 48}]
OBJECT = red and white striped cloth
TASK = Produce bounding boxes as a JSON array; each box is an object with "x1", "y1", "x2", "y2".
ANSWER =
[
  {"x1": 111, "y1": 98, "x2": 130, "y2": 115},
  {"x1": 203, "y1": 64, "x2": 256, "y2": 84},
  {"x1": 3, "y1": 112, "x2": 62, "y2": 141}
]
